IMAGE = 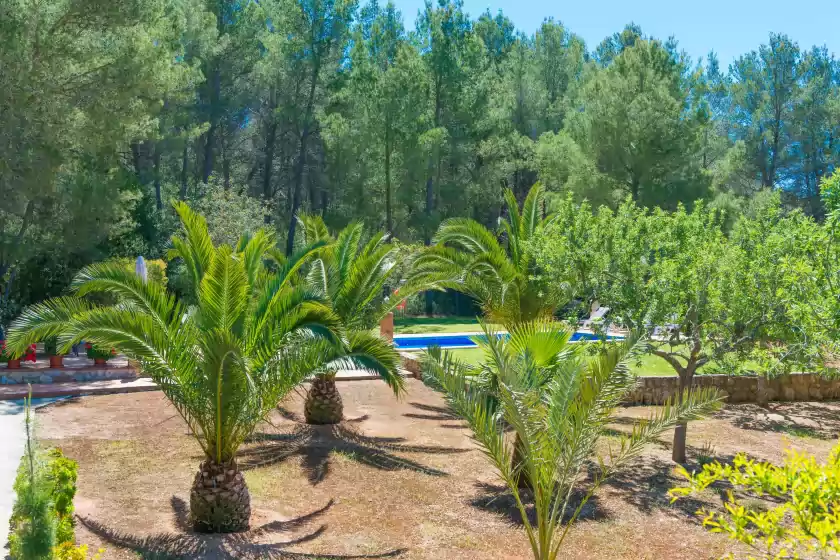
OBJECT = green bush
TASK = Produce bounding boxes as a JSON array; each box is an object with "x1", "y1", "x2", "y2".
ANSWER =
[
  {"x1": 9, "y1": 393, "x2": 80, "y2": 559},
  {"x1": 84, "y1": 343, "x2": 114, "y2": 361},
  {"x1": 9, "y1": 395, "x2": 56, "y2": 560},
  {"x1": 670, "y1": 442, "x2": 840, "y2": 559},
  {"x1": 43, "y1": 337, "x2": 59, "y2": 357},
  {"x1": 45, "y1": 449, "x2": 78, "y2": 546}
]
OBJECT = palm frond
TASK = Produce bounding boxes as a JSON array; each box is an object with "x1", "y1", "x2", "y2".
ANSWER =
[
  {"x1": 198, "y1": 245, "x2": 249, "y2": 333},
  {"x1": 328, "y1": 331, "x2": 404, "y2": 395},
  {"x1": 240, "y1": 229, "x2": 276, "y2": 288},
  {"x1": 72, "y1": 262, "x2": 179, "y2": 330},
  {"x1": 6, "y1": 297, "x2": 92, "y2": 356},
  {"x1": 169, "y1": 201, "x2": 215, "y2": 294}
]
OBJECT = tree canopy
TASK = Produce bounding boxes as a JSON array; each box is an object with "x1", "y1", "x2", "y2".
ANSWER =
[{"x1": 2, "y1": 0, "x2": 840, "y2": 318}]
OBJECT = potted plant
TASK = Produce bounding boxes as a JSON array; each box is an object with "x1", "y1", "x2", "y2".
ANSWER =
[
  {"x1": 85, "y1": 343, "x2": 115, "y2": 366},
  {"x1": 45, "y1": 337, "x2": 64, "y2": 368},
  {"x1": 0, "y1": 341, "x2": 35, "y2": 369},
  {"x1": 0, "y1": 340, "x2": 20, "y2": 369}
]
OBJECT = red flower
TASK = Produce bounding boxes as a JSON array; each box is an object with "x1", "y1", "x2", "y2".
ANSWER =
[{"x1": 85, "y1": 342, "x2": 92, "y2": 350}]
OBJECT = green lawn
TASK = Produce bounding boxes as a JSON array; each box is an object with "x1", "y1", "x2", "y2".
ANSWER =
[
  {"x1": 397, "y1": 320, "x2": 761, "y2": 377},
  {"x1": 394, "y1": 316, "x2": 495, "y2": 334},
  {"x1": 420, "y1": 347, "x2": 678, "y2": 376}
]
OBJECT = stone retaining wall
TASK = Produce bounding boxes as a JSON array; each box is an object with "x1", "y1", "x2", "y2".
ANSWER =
[
  {"x1": 624, "y1": 373, "x2": 840, "y2": 405},
  {"x1": 0, "y1": 367, "x2": 138, "y2": 385}
]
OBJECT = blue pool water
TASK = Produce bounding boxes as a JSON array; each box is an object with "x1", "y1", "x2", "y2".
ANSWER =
[{"x1": 393, "y1": 331, "x2": 621, "y2": 350}]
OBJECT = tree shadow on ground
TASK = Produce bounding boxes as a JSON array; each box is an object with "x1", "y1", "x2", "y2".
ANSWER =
[
  {"x1": 403, "y1": 402, "x2": 467, "y2": 429},
  {"x1": 78, "y1": 497, "x2": 405, "y2": 560},
  {"x1": 719, "y1": 402, "x2": 840, "y2": 440},
  {"x1": 239, "y1": 421, "x2": 470, "y2": 484},
  {"x1": 470, "y1": 481, "x2": 608, "y2": 526},
  {"x1": 600, "y1": 446, "x2": 737, "y2": 522}
]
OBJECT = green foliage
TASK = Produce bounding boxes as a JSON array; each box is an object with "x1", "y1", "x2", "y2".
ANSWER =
[
  {"x1": 85, "y1": 344, "x2": 114, "y2": 361},
  {"x1": 820, "y1": 169, "x2": 840, "y2": 215},
  {"x1": 412, "y1": 184, "x2": 564, "y2": 327},
  {"x1": 670, "y1": 443, "x2": 840, "y2": 559},
  {"x1": 7, "y1": 204, "x2": 394, "y2": 468},
  {"x1": 422, "y1": 321, "x2": 722, "y2": 560},
  {"x1": 3, "y1": 0, "x2": 840, "y2": 328},
  {"x1": 45, "y1": 448, "x2": 78, "y2": 546},
  {"x1": 8, "y1": 395, "x2": 79, "y2": 560},
  {"x1": 53, "y1": 544, "x2": 104, "y2": 560}
]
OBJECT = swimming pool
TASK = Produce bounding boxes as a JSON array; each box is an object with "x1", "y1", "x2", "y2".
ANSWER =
[{"x1": 393, "y1": 331, "x2": 622, "y2": 350}]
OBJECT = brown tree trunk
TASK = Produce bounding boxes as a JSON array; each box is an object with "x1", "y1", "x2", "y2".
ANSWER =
[
  {"x1": 190, "y1": 459, "x2": 250, "y2": 533},
  {"x1": 384, "y1": 118, "x2": 392, "y2": 234},
  {"x1": 286, "y1": 61, "x2": 320, "y2": 255},
  {"x1": 153, "y1": 142, "x2": 162, "y2": 210},
  {"x1": 304, "y1": 374, "x2": 343, "y2": 425},
  {"x1": 671, "y1": 366, "x2": 694, "y2": 463},
  {"x1": 180, "y1": 141, "x2": 189, "y2": 199}
]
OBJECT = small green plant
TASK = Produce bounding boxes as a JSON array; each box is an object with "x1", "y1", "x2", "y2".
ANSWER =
[
  {"x1": 9, "y1": 390, "x2": 57, "y2": 560},
  {"x1": 670, "y1": 443, "x2": 840, "y2": 559},
  {"x1": 53, "y1": 543, "x2": 105, "y2": 560},
  {"x1": 9, "y1": 389, "x2": 81, "y2": 560},
  {"x1": 84, "y1": 343, "x2": 114, "y2": 361},
  {"x1": 43, "y1": 337, "x2": 59, "y2": 357},
  {"x1": 45, "y1": 448, "x2": 78, "y2": 545},
  {"x1": 696, "y1": 441, "x2": 717, "y2": 466},
  {"x1": 423, "y1": 322, "x2": 722, "y2": 560}
]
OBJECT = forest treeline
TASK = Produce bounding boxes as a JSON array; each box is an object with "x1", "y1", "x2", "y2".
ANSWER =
[{"x1": 1, "y1": 0, "x2": 839, "y2": 319}]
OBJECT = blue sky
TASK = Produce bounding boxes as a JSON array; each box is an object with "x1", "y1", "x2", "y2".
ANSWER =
[{"x1": 391, "y1": 0, "x2": 839, "y2": 67}]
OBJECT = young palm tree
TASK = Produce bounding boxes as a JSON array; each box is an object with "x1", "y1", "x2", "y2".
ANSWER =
[
  {"x1": 411, "y1": 184, "x2": 565, "y2": 327},
  {"x1": 422, "y1": 322, "x2": 722, "y2": 560},
  {"x1": 7, "y1": 203, "x2": 399, "y2": 533},
  {"x1": 295, "y1": 215, "x2": 430, "y2": 424}
]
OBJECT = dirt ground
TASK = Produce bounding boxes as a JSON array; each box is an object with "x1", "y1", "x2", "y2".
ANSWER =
[{"x1": 34, "y1": 380, "x2": 840, "y2": 560}]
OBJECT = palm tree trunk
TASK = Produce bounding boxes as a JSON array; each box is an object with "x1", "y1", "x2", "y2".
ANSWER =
[
  {"x1": 190, "y1": 459, "x2": 250, "y2": 533},
  {"x1": 304, "y1": 373, "x2": 344, "y2": 425},
  {"x1": 511, "y1": 432, "x2": 531, "y2": 489}
]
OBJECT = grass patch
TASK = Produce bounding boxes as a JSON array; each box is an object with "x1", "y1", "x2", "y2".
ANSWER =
[
  {"x1": 428, "y1": 347, "x2": 680, "y2": 375},
  {"x1": 394, "y1": 316, "x2": 492, "y2": 334}
]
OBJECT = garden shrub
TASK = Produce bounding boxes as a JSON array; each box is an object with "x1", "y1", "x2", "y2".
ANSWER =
[
  {"x1": 53, "y1": 543, "x2": 104, "y2": 560},
  {"x1": 45, "y1": 448, "x2": 78, "y2": 546},
  {"x1": 670, "y1": 442, "x2": 840, "y2": 559},
  {"x1": 9, "y1": 393, "x2": 82, "y2": 560}
]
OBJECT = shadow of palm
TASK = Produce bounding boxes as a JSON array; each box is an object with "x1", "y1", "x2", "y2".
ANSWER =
[
  {"x1": 78, "y1": 498, "x2": 405, "y2": 560},
  {"x1": 240, "y1": 421, "x2": 470, "y2": 484}
]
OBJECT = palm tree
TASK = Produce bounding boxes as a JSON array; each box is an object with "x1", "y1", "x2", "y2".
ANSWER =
[
  {"x1": 295, "y1": 215, "x2": 431, "y2": 424},
  {"x1": 411, "y1": 184, "x2": 565, "y2": 327},
  {"x1": 422, "y1": 321, "x2": 721, "y2": 560},
  {"x1": 6, "y1": 203, "x2": 399, "y2": 533}
]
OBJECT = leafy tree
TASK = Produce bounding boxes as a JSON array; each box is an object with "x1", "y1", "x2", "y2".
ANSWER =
[
  {"x1": 412, "y1": 184, "x2": 563, "y2": 326},
  {"x1": 728, "y1": 34, "x2": 800, "y2": 191},
  {"x1": 422, "y1": 321, "x2": 721, "y2": 560},
  {"x1": 670, "y1": 443, "x2": 840, "y2": 560},
  {"x1": 566, "y1": 40, "x2": 709, "y2": 208},
  {"x1": 0, "y1": 0, "x2": 197, "y2": 322},
  {"x1": 7, "y1": 204, "x2": 396, "y2": 532},
  {"x1": 534, "y1": 197, "x2": 824, "y2": 462}
]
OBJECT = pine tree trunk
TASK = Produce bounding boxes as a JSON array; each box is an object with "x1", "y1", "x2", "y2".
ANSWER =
[
  {"x1": 190, "y1": 459, "x2": 250, "y2": 533},
  {"x1": 304, "y1": 374, "x2": 343, "y2": 425}
]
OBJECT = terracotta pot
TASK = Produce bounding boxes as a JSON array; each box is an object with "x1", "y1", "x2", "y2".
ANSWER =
[
  {"x1": 6, "y1": 359, "x2": 21, "y2": 369},
  {"x1": 94, "y1": 357, "x2": 107, "y2": 366},
  {"x1": 49, "y1": 355, "x2": 64, "y2": 368}
]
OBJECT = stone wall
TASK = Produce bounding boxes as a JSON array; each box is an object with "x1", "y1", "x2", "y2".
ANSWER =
[
  {"x1": 0, "y1": 367, "x2": 138, "y2": 385},
  {"x1": 400, "y1": 352, "x2": 422, "y2": 379},
  {"x1": 624, "y1": 373, "x2": 840, "y2": 405}
]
